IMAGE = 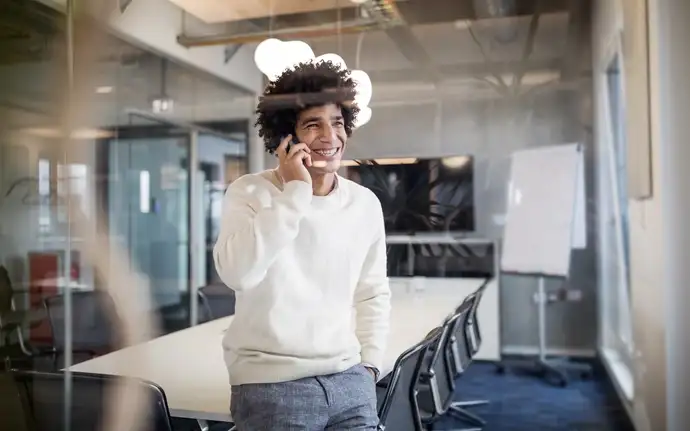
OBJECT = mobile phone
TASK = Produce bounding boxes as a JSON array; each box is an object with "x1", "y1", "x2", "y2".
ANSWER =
[{"x1": 285, "y1": 135, "x2": 299, "y2": 153}]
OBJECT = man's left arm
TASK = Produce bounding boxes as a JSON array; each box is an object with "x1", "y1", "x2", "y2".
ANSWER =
[{"x1": 355, "y1": 205, "x2": 391, "y2": 380}]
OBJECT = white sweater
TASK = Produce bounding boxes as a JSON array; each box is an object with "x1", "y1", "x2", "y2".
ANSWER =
[{"x1": 213, "y1": 170, "x2": 391, "y2": 386}]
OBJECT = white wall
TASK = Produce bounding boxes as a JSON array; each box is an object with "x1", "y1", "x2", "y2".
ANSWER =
[{"x1": 649, "y1": 1, "x2": 690, "y2": 430}]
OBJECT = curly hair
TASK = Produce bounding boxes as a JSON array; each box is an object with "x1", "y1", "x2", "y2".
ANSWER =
[{"x1": 255, "y1": 60, "x2": 360, "y2": 154}]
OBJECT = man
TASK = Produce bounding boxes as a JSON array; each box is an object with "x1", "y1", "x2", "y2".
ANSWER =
[{"x1": 213, "y1": 60, "x2": 391, "y2": 430}]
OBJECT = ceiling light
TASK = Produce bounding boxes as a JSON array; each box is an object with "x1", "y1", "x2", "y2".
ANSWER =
[
  {"x1": 151, "y1": 97, "x2": 174, "y2": 113},
  {"x1": 254, "y1": 38, "x2": 287, "y2": 81},
  {"x1": 441, "y1": 156, "x2": 470, "y2": 169},
  {"x1": 95, "y1": 86, "x2": 113, "y2": 94},
  {"x1": 350, "y1": 69, "x2": 372, "y2": 107},
  {"x1": 284, "y1": 41, "x2": 315, "y2": 68},
  {"x1": 354, "y1": 106, "x2": 372, "y2": 129},
  {"x1": 20, "y1": 127, "x2": 114, "y2": 140},
  {"x1": 316, "y1": 53, "x2": 347, "y2": 71},
  {"x1": 255, "y1": 39, "x2": 316, "y2": 82}
]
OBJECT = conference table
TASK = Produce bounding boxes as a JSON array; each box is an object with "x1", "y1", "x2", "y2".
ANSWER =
[{"x1": 69, "y1": 279, "x2": 484, "y2": 422}]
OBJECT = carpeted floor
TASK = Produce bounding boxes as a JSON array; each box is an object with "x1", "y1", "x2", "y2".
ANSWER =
[{"x1": 434, "y1": 361, "x2": 634, "y2": 431}]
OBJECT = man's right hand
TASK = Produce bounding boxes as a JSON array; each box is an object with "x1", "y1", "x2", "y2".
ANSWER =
[{"x1": 278, "y1": 135, "x2": 312, "y2": 186}]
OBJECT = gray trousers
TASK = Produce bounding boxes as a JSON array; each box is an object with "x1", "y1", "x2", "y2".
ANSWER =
[{"x1": 230, "y1": 364, "x2": 379, "y2": 430}]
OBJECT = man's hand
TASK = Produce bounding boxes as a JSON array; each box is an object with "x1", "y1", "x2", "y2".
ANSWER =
[{"x1": 277, "y1": 135, "x2": 312, "y2": 185}]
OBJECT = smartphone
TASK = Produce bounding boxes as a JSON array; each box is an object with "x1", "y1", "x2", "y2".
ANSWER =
[{"x1": 285, "y1": 135, "x2": 299, "y2": 153}]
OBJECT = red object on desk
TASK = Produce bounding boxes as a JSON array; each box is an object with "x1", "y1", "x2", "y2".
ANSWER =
[{"x1": 27, "y1": 251, "x2": 80, "y2": 344}]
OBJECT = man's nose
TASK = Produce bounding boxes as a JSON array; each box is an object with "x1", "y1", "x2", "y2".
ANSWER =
[{"x1": 319, "y1": 124, "x2": 337, "y2": 142}]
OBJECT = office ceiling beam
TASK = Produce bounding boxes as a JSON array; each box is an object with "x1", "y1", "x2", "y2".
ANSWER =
[{"x1": 366, "y1": 57, "x2": 562, "y2": 83}]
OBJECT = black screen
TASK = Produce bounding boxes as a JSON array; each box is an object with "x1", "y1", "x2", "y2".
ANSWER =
[{"x1": 345, "y1": 156, "x2": 475, "y2": 234}]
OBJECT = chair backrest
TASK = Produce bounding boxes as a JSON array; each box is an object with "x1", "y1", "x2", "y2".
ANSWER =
[
  {"x1": 0, "y1": 372, "x2": 34, "y2": 431},
  {"x1": 198, "y1": 284, "x2": 235, "y2": 320},
  {"x1": 11, "y1": 370, "x2": 174, "y2": 431},
  {"x1": 377, "y1": 331, "x2": 440, "y2": 431},
  {"x1": 449, "y1": 298, "x2": 474, "y2": 378},
  {"x1": 417, "y1": 302, "x2": 473, "y2": 423},
  {"x1": 0, "y1": 265, "x2": 14, "y2": 315},
  {"x1": 466, "y1": 279, "x2": 490, "y2": 357},
  {"x1": 44, "y1": 291, "x2": 117, "y2": 353}
]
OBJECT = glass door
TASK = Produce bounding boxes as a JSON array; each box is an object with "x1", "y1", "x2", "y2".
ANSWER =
[
  {"x1": 105, "y1": 121, "x2": 191, "y2": 334},
  {"x1": 195, "y1": 133, "x2": 248, "y2": 286}
]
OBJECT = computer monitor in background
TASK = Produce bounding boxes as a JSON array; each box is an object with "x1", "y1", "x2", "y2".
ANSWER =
[{"x1": 343, "y1": 156, "x2": 475, "y2": 234}]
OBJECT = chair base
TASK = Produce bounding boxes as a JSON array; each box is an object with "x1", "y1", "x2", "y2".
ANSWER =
[
  {"x1": 450, "y1": 400, "x2": 489, "y2": 408},
  {"x1": 497, "y1": 356, "x2": 593, "y2": 387},
  {"x1": 448, "y1": 405, "x2": 486, "y2": 427}
]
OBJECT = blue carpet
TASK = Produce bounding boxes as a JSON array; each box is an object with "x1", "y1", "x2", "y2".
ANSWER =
[{"x1": 434, "y1": 362, "x2": 633, "y2": 431}]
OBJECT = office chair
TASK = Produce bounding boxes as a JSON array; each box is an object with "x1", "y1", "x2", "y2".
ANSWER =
[
  {"x1": 198, "y1": 284, "x2": 236, "y2": 320},
  {"x1": 43, "y1": 291, "x2": 118, "y2": 368},
  {"x1": 0, "y1": 371, "x2": 34, "y2": 430},
  {"x1": 447, "y1": 280, "x2": 492, "y2": 427},
  {"x1": 416, "y1": 302, "x2": 480, "y2": 431},
  {"x1": 0, "y1": 266, "x2": 51, "y2": 368},
  {"x1": 11, "y1": 370, "x2": 174, "y2": 431},
  {"x1": 376, "y1": 329, "x2": 441, "y2": 431}
]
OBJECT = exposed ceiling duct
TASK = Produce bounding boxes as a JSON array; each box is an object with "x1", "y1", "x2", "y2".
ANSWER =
[{"x1": 472, "y1": 0, "x2": 519, "y2": 43}]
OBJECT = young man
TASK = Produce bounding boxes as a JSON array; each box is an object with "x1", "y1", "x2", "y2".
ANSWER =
[{"x1": 213, "y1": 60, "x2": 391, "y2": 430}]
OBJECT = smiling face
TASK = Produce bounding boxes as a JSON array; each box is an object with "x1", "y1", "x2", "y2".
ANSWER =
[{"x1": 294, "y1": 103, "x2": 348, "y2": 174}]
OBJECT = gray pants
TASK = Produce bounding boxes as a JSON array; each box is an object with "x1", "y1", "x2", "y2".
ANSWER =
[{"x1": 230, "y1": 364, "x2": 378, "y2": 430}]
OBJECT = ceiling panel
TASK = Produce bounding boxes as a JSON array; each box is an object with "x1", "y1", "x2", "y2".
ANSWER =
[{"x1": 168, "y1": 0, "x2": 356, "y2": 24}]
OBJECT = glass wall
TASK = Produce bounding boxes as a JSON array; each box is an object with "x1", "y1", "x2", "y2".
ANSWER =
[
  {"x1": 0, "y1": 0, "x2": 251, "y2": 377},
  {"x1": 0, "y1": 0, "x2": 631, "y2": 429}
]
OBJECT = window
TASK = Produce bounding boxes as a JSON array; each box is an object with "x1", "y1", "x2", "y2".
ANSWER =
[{"x1": 605, "y1": 54, "x2": 633, "y2": 355}]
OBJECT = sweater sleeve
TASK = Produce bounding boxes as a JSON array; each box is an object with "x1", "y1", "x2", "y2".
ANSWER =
[
  {"x1": 213, "y1": 178, "x2": 312, "y2": 291},
  {"x1": 354, "y1": 199, "x2": 391, "y2": 371}
]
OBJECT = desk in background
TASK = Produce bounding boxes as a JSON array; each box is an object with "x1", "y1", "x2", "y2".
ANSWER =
[{"x1": 69, "y1": 279, "x2": 484, "y2": 422}]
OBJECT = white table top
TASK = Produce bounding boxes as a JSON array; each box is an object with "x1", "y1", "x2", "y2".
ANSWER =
[{"x1": 69, "y1": 280, "x2": 482, "y2": 421}]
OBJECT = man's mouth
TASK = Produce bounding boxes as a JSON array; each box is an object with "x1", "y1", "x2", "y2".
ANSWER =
[{"x1": 312, "y1": 148, "x2": 340, "y2": 157}]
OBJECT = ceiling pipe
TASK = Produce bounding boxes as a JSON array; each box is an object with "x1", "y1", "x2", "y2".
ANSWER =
[
  {"x1": 472, "y1": 0, "x2": 519, "y2": 43},
  {"x1": 177, "y1": 0, "x2": 403, "y2": 48},
  {"x1": 178, "y1": 19, "x2": 384, "y2": 47}
]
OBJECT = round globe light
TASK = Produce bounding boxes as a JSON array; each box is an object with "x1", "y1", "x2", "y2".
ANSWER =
[
  {"x1": 354, "y1": 106, "x2": 372, "y2": 129},
  {"x1": 316, "y1": 53, "x2": 347, "y2": 71},
  {"x1": 284, "y1": 40, "x2": 315, "y2": 69},
  {"x1": 350, "y1": 69, "x2": 372, "y2": 107},
  {"x1": 254, "y1": 38, "x2": 284, "y2": 78}
]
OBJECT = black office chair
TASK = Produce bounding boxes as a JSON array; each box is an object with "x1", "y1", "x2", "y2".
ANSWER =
[
  {"x1": 43, "y1": 291, "x2": 118, "y2": 368},
  {"x1": 0, "y1": 371, "x2": 35, "y2": 430},
  {"x1": 416, "y1": 302, "x2": 480, "y2": 431},
  {"x1": 197, "y1": 284, "x2": 235, "y2": 323},
  {"x1": 11, "y1": 370, "x2": 175, "y2": 431},
  {"x1": 376, "y1": 330, "x2": 441, "y2": 431},
  {"x1": 0, "y1": 266, "x2": 51, "y2": 369},
  {"x1": 447, "y1": 280, "x2": 492, "y2": 427}
]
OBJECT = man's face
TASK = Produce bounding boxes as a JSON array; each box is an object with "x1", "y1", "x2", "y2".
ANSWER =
[{"x1": 294, "y1": 103, "x2": 347, "y2": 174}]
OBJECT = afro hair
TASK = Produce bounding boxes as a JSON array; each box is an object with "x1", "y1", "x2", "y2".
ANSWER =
[{"x1": 255, "y1": 60, "x2": 360, "y2": 154}]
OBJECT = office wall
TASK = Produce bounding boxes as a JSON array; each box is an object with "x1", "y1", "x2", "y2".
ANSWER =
[
  {"x1": 38, "y1": 0, "x2": 262, "y2": 95},
  {"x1": 348, "y1": 84, "x2": 598, "y2": 353},
  {"x1": 653, "y1": 2, "x2": 690, "y2": 430},
  {"x1": 593, "y1": 0, "x2": 668, "y2": 430}
]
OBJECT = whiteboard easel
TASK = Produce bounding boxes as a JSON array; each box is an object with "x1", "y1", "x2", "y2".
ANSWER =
[{"x1": 499, "y1": 143, "x2": 591, "y2": 386}]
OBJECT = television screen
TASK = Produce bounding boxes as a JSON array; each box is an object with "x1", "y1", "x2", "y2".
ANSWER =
[{"x1": 343, "y1": 156, "x2": 475, "y2": 234}]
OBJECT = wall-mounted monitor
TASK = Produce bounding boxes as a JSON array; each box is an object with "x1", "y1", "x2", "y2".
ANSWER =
[{"x1": 342, "y1": 156, "x2": 475, "y2": 234}]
